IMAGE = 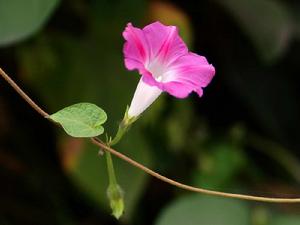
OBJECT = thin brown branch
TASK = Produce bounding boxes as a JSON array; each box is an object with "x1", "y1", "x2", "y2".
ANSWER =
[
  {"x1": 92, "y1": 137, "x2": 300, "y2": 203},
  {"x1": 0, "y1": 67, "x2": 49, "y2": 118},
  {"x1": 1, "y1": 66, "x2": 300, "y2": 204}
]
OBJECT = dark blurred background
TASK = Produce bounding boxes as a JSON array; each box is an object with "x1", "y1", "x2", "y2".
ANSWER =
[{"x1": 1, "y1": 0, "x2": 300, "y2": 224}]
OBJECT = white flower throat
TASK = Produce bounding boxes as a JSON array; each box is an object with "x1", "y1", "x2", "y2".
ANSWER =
[
  {"x1": 146, "y1": 58, "x2": 175, "y2": 83},
  {"x1": 146, "y1": 59, "x2": 167, "y2": 82}
]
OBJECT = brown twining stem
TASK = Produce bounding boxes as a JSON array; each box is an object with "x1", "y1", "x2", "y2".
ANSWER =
[
  {"x1": 91, "y1": 138, "x2": 300, "y2": 203},
  {"x1": 1, "y1": 67, "x2": 300, "y2": 203},
  {"x1": 0, "y1": 68, "x2": 49, "y2": 118}
]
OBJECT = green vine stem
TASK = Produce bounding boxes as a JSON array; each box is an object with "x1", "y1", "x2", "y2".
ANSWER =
[
  {"x1": 106, "y1": 152, "x2": 118, "y2": 186},
  {"x1": 109, "y1": 108, "x2": 138, "y2": 146},
  {"x1": 105, "y1": 150, "x2": 124, "y2": 219},
  {"x1": 104, "y1": 110, "x2": 137, "y2": 219}
]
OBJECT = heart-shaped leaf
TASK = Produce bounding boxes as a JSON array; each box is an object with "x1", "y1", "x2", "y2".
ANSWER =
[{"x1": 49, "y1": 103, "x2": 107, "y2": 138}]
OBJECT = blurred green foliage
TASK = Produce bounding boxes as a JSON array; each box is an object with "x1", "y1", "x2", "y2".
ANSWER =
[
  {"x1": 155, "y1": 195, "x2": 250, "y2": 225},
  {"x1": 1, "y1": 0, "x2": 300, "y2": 225},
  {"x1": 0, "y1": 0, "x2": 59, "y2": 46},
  {"x1": 215, "y1": 0, "x2": 293, "y2": 62}
]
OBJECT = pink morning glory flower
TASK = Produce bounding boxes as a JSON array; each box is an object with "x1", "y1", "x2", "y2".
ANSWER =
[{"x1": 123, "y1": 21, "x2": 215, "y2": 118}]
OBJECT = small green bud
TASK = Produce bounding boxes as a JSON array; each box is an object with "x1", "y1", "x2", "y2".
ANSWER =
[{"x1": 107, "y1": 184, "x2": 125, "y2": 219}]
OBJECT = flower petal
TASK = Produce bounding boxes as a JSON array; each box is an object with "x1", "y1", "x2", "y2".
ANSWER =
[
  {"x1": 143, "y1": 21, "x2": 188, "y2": 65},
  {"x1": 162, "y1": 53, "x2": 215, "y2": 98},
  {"x1": 123, "y1": 22, "x2": 215, "y2": 101},
  {"x1": 123, "y1": 23, "x2": 149, "y2": 72},
  {"x1": 128, "y1": 78, "x2": 162, "y2": 118},
  {"x1": 123, "y1": 22, "x2": 188, "y2": 74}
]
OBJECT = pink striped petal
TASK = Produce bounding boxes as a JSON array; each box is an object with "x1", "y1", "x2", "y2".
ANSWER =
[
  {"x1": 140, "y1": 53, "x2": 215, "y2": 98},
  {"x1": 142, "y1": 21, "x2": 188, "y2": 65},
  {"x1": 122, "y1": 22, "x2": 188, "y2": 74},
  {"x1": 163, "y1": 53, "x2": 215, "y2": 97},
  {"x1": 123, "y1": 23, "x2": 149, "y2": 72}
]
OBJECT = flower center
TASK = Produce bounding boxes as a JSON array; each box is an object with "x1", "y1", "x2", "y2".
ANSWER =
[{"x1": 146, "y1": 59, "x2": 166, "y2": 82}]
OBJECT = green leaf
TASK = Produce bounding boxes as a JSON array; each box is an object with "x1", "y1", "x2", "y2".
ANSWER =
[
  {"x1": 49, "y1": 103, "x2": 107, "y2": 138},
  {"x1": 215, "y1": 0, "x2": 293, "y2": 62},
  {"x1": 155, "y1": 195, "x2": 250, "y2": 225},
  {"x1": 0, "y1": 0, "x2": 59, "y2": 46}
]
